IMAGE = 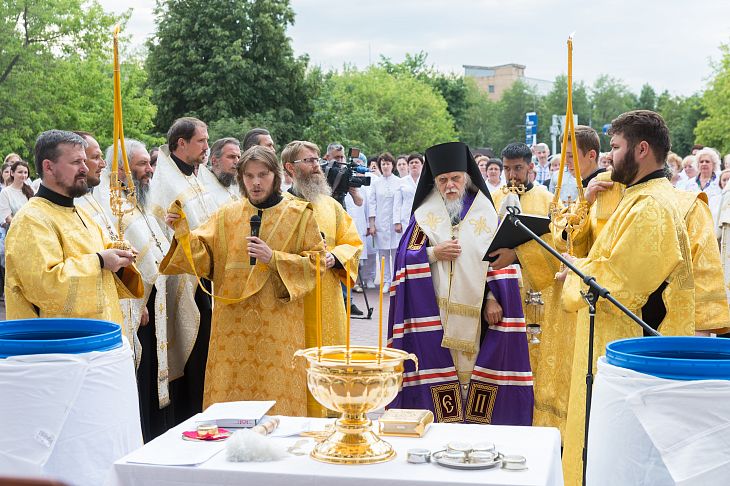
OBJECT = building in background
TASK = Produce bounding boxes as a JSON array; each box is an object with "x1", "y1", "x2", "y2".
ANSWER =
[{"x1": 464, "y1": 63, "x2": 552, "y2": 101}]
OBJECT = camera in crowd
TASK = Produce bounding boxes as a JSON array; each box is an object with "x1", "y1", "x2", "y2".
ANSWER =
[{"x1": 321, "y1": 147, "x2": 371, "y2": 207}]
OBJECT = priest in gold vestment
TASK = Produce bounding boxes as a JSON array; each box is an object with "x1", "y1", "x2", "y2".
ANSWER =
[
  {"x1": 281, "y1": 140, "x2": 363, "y2": 416},
  {"x1": 160, "y1": 145, "x2": 324, "y2": 416},
  {"x1": 557, "y1": 112, "x2": 697, "y2": 486},
  {"x1": 514, "y1": 124, "x2": 728, "y2": 484},
  {"x1": 489, "y1": 142, "x2": 566, "y2": 434},
  {"x1": 5, "y1": 130, "x2": 142, "y2": 329}
]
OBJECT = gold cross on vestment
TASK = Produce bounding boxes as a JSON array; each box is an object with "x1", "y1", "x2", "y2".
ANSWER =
[
  {"x1": 468, "y1": 216, "x2": 490, "y2": 237},
  {"x1": 423, "y1": 212, "x2": 445, "y2": 232}
]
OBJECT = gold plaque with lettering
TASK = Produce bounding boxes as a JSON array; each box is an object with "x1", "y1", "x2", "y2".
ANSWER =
[
  {"x1": 465, "y1": 382, "x2": 498, "y2": 424},
  {"x1": 430, "y1": 383, "x2": 463, "y2": 423},
  {"x1": 378, "y1": 409, "x2": 434, "y2": 438}
]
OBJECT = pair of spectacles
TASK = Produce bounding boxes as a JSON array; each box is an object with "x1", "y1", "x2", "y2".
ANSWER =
[{"x1": 293, "y1": 157, "x2": 320, "y2": 165}]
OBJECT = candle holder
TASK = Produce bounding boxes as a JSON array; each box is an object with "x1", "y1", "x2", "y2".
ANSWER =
[
  {"x1": 293, "y1": 345, "x2": 417, "y2": 464},
  {"x1": 109, "y1": 25, "x2": 137, "y2": 247}
]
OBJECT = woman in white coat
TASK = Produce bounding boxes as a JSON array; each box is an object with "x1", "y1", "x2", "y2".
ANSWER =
[
  {"x1": 368, "y1": 153, "x2": 401, "y2": 293},
  {"x1": 687, "y1": 148, "x2": 723, "y2": 224},
  {"x1": 393, "y1": 153, "x2": 423, "y2": 232}
]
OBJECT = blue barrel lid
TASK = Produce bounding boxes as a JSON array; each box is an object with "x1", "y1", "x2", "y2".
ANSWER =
[
  {"x1": 0, "y1": 318, "x2": 122, "y2": 358},
  {"x1": 606, "y1": 336, "x2": 730, "y2": 381}
]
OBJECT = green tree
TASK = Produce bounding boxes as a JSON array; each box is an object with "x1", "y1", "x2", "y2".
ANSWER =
[
  {"x1": 656, "y1": 91, "x2": 704, "y2": 156},
  {"x1": 695, "y1": 44, "x2": 730, "y2": 154},
  {"x1": 459, "y1": 78, "x2": 501, "y2": 151},
  {"x1": 637, "y1": 83, "x2": 658, "y2": 111},
  {"x1": 540, "y1": 74, "x2": 591, "y2": 144},
  {"x1": 146, "y1": 0, "x2": 314, "y2": 143},
  {"x1": 0, "y1": 1, "x2": 158, "y2": 165},
  {"x1": 591, "y1": 75, "x2": 638, "y2": 149},
  {"x1": 494, "y1": 80, "x2": 542, "y2": 153},
  {"x1": 379, "y1": 53, "x2": 470, "y2": 139},
  {"x1": 303, "y1": 67, "x2": 456, "y2": 156}
]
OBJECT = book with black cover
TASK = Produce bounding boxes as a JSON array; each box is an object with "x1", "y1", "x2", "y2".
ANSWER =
[{"x1": 483, "y1": 213, "x2": 551, "y2": 262}]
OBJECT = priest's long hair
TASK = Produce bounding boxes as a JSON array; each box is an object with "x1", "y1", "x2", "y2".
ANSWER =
[{"x1": 236, "y1": 145, "x2": 283, "y2": 199}]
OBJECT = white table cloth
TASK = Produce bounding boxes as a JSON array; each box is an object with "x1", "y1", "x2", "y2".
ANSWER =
[{"x1": 109, "y1": 415, "x2": 563, "y2": 486}]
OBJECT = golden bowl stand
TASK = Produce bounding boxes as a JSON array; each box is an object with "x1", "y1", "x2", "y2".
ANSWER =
[{"x1": 294, "y1": 345, "x2": 417, "y2": 465}]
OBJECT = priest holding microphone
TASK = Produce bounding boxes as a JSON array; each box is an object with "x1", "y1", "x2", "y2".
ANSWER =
[{"x1": 159, "y1": 145, "x2": 325, "y2": 416}]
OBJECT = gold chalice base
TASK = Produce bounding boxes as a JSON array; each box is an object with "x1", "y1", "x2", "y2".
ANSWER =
[{"x1": 294, "y1": 345, "x2": 417, "y2": 465}]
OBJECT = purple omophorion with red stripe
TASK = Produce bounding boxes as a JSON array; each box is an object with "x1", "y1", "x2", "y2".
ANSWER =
[{"x1": 386, "y1": 215, "x2": 534, "y2": 426}]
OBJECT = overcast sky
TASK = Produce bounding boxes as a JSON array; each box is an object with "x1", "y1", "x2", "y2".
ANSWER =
[{"x1": 100, "y1": 0, "x2": 730, "y2": 96}]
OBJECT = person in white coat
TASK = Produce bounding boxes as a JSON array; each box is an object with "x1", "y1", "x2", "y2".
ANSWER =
[
  {"x1": 687, "y1": 148, "x2": 723, "y2": 224},
  {"x1": 393, "y1": 153, "x2": 423, "y2": 233},
  {"x1": 368, "y1": 152, "x2": 401, "y2": 293}
]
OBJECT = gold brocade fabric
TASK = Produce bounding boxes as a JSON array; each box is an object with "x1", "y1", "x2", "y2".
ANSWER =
[
  {"x1": 675, "y1": 192, "x2": 730, "y2": 332},
  {"x1": 498, "y1": 186, "x2": 574, "y2": 436},
  {"x1": 563, "y1": 171, "x2": 625, "y2": 258},
  {"x1": 159, "y1": 198, "x2": 324, "y2": 417},
  {"x1": 4, "y1": 197, "x2": 143, "y2": 333},
  {"x1": 287, "y1": 194, "x2": 363, "y2": 417},
  {"x1": 491, "y1": 183, "x2": 554, "y2": 219},
  {"x1": 560, "y1": 177, "x2": 695, "y2": 486}
]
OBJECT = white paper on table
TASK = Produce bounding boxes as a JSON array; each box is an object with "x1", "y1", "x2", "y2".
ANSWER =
[
  {"x1": 268, "y1": 417, "x2": 336, "y2": 438},
  {"x1": 124, "y1": 435, "x2": 226, "y2": 466},
  {"x1": 196, "y1": 401, "x2": 276, "y2": 427}
]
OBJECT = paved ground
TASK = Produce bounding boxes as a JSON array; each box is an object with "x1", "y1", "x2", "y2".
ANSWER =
[{"x1": 349, "y1": 287, "x2": 390, "y2": 347}]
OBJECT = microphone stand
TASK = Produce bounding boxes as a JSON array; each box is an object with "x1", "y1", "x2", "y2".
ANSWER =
[{"x1": 503, "y1": 207, "x2": 660, "y2": 486}]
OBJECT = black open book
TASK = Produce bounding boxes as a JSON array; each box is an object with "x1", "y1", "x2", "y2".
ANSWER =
[{"x1": 483, "y1": 212, "x2": 551, "y2": 262}]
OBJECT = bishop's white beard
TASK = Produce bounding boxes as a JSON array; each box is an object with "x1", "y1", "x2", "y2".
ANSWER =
[
  {"x1": 292, "y1": 167, "x2": 331, "y2": 203},
  {"x1": 444, "y1": 196, "x2": 464, "y2": 225}
]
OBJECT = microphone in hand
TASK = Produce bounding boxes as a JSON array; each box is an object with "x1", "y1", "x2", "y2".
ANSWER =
[{"x1": 250, "y1": 214, "x2": 262, "y2": 266}]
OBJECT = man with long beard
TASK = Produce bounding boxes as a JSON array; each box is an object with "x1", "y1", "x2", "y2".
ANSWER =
[
  {"x1": 89, "y1": 139, "x2": 198, "y2": 441},
  {"x1": 281, "y1": 140, "x2": 363, "y2": 417},
  {"x1": 387, "y1": 141, "x2": 533, "y2": 425},
  {"x1": 198, "y1": 137, "x2": 241, "y2": 209},
  {"x1": 4, "y1": 130, "x2": 142, "y2": 323}
]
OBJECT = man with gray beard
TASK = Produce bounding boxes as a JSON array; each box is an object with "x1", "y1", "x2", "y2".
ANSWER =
[
  {"x1": 198, "y1": 137, "x2": 241, "y2": 209},
  {"x1": 282, "y1": 141, "x2": 362, "y2": 397},
  {"x1": 386, "y1": 141, "x2": 534, "y2": 425},
  {"x1": 93, "y1": 139, "x2": 198, "y2": 441}
]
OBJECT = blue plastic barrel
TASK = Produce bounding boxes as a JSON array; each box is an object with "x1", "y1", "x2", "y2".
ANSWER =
[
  {"x1": 606, "y1": 336, "x2": 730, "y2": 381},
  {"x1": 0, "y1": 318, "x2": 122, "y2": 358}
]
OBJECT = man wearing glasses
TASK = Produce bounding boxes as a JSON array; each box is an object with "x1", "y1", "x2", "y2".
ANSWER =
[{"x1": 282, "y1": 140, "x2": 363, "y2": 416}]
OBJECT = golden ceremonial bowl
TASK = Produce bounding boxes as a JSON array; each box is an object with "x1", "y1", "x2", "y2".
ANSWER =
[{"x1": 293, "y1": 345, "x2": 417, "y2": 465}]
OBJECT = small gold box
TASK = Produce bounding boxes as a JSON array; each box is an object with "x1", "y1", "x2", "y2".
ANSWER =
[{"x1": 378, "y1": 409, "x2": 434, "y2": 438}]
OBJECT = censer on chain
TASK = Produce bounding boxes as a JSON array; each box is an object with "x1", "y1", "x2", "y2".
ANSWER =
[
  {"x1": 107, "y1": 25, "x2": 137, "y2": 251},
  {"x1": 525, "y1": 290, "x2": 544, "y2": 345}
]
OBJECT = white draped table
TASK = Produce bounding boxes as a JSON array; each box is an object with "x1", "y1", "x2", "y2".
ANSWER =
[{"x1": 108, "y1": 415, "x2": 563, "y2": 486}]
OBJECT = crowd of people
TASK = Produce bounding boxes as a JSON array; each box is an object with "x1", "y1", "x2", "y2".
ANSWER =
[{"x1": 3, "y1": 109, "x2": 730, "y2": 486}]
